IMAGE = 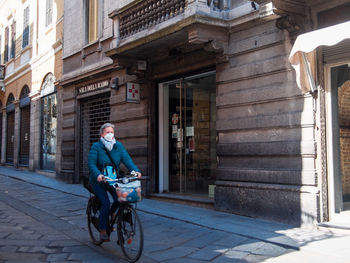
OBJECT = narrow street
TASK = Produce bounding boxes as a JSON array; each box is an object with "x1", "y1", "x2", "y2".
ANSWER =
[
  {"x1": 0, "y1": 172, "x2": 292, "y2": 263},
  {"x1": 0, "y1": 174, "x2": 124, "y2": 263},
  {"x1": 1, "y1": 169, "x2": 349, "y2": 263}
]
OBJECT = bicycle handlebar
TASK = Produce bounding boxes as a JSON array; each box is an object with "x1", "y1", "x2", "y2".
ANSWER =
[
  {"x1": 104, "y1": 170, "x2": 141, "y2": 185},
  {"x1": 104, "y1": 176, "x2": 139, "y2": 183}
]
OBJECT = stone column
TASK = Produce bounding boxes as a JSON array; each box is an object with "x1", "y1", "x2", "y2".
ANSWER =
[
  {"x1": 29, "y1": 92, "x2": 40, "y2": 171},
  {"x1": 55, "y1": 86, "x2": 62, "y2": 176},
  {"x1": 1, "y1": 108, "x2": 6, "y2": 165},
  {"x1": 13, "y1": 100, "x2": 20, "y2": 168}
]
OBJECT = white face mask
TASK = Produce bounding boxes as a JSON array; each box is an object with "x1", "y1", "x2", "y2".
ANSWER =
[{"x1": 104, "y1": 133, "x2": 114, "y2": 142}]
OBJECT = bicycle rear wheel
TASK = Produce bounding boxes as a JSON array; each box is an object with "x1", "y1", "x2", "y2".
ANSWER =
[
  {"x1": 117, "y1": 205, "x2": 143, "y2": 262},
  {"x1": 87, "y1": 196, "x2": 103, "y2": 245}
]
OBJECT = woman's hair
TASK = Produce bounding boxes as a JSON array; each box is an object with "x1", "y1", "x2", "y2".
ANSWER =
[{"x1": 100, "y1": 123, "x2": 115, "y2": 135}]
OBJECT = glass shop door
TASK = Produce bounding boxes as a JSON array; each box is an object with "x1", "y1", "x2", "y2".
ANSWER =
[{"x1": 161, "y1": 72, "x2": 216, "y2": 196}]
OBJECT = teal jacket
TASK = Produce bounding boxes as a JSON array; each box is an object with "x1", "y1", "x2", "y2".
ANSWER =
[{"x1": 88, "y1": 140, "x2": 140, "y2": 187}]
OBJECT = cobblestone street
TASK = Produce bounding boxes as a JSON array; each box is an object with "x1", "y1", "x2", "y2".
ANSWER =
[
  {"x1": 0, "y1": 173, "x2": 292, "y2": 263},
  {"x1": 1, "y1": 169, "x2": 349, "y2": 263}
]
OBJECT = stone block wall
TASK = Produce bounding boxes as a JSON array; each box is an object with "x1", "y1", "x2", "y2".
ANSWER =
[
  {"x1": 59, "y1": 85, "x2": 76, "y2": 183},
  {"x1": 109, "y1": 71, "x2": 149, "y2": 177},
  {"x1": 215, "y1": 20, "x2": 318, "y2": 226}
]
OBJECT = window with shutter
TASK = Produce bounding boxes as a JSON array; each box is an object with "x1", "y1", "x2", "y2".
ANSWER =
[
  {"x1": 23, "y1": 7, "x2": 29, "y2": 48},
  {"x1": 87, "y1": 0, "x2": 98, "y2": 43}
]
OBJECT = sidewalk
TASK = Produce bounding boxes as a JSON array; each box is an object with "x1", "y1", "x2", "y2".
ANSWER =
[{"x1": 1, "y1": 166, "x2": 349, "y2": 262}]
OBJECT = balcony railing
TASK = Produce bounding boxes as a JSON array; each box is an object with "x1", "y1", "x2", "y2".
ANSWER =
[
  {"x1": 119, "y1": 0, "x2": 188, "y2": 40},
  {"x1": 109, "y1": 0, "x2": 258, "y2": 51},
  {"x1": 0, "y1": 65, "x2": 5, "y2": 80}
]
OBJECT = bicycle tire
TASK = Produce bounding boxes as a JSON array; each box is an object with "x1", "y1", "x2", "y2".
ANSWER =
[
  {"x1": 87, "y1": 196, "x2": 103, "y2": 246},
  {"x1": 117, "y1": 205, "x2": 143, "y2": 262}
]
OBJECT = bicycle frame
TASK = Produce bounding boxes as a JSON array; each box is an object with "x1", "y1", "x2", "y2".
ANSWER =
[{"x1": 86, "y1": 173, "x2": 144, "y2": 262}]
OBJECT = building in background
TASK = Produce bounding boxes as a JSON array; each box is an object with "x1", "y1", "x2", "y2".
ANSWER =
[
  {"x1": 60, "y1": 0, "x2": 350, "y2": 227},
  {"x1": 0, "y1": 0, "x2": 63, "y2": 173}
]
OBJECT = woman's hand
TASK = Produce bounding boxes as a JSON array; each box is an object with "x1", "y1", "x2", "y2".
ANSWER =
[
  {"x1": 135, "y1": 172, "x2": 142, "y2": 178},
  {"x1": 97, "y1": 174, "x2": 106, "y2": 182}
]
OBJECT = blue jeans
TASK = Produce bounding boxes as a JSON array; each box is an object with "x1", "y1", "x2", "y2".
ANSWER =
[{"x1": 91, "y1": 183, "x2": 119, "y2": 231}]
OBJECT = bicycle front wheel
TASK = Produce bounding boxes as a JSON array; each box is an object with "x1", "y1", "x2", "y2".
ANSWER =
[
  {"x1": 87, "y1": 196, "x2": 103, "y2": 246},
  {"x1": 117, "y1": 205, "x2": 143, "y2": 262}
]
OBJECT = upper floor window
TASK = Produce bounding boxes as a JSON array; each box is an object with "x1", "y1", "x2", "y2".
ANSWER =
[
  {"x1": 4, "y1": 27, "x2": 9, "y2": 63},
  {"x1": 10, "y1": 20, "x2": 16, "y2": 59},
  {"x1": 41, "y1": 73, "x2": 56, "y2": 97},
  {"x1": 86, "y1": 0, "x2": 99, "y2": 43},
  {"x1": 0, "y1": 36, "x2": 2, "y2": 64},
  {"x1": 23, "y1": 7, "x2": 29, "y2": 48},
  {"x1": 20, "y1": 85, "x2": 30, "y2": 99},
  {"x1": 46, "y1": 0, "x2": 53, "y2": 27},
  {"x1": 7, "y1": 93, "x2": 15, "y2": 106}
]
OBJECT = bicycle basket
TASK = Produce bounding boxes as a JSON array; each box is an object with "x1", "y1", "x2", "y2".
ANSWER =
[{"x1": 116, "y1": 180, "x2": 141, "y2": 202}]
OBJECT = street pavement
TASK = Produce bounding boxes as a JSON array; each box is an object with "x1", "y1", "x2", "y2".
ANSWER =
[{"x1": 0, "y1": 167, "x2": 349, "y2": 262}]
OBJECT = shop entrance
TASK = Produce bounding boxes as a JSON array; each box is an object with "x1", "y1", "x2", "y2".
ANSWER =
[
  {"x1": 6, "y1": 111, "x2": 14, "y2": 164},
  {"x1": 6, "y1": 93, "x2": 15, "y2": 164},
  {"x1": 79, "y1": 93, "x2": 110, "y2": 181},
  {"x1": 328, "y1": 63, "x2": 350, "y2": 213},
  {"x1": 41, "y1": 93, "x2": 57, "y2": 170},
  {"x1": 19, "y1": 105, "x2": 30, "y2": 165},
  {"x1": 159, "y1": 72, "x2": 216, "y2": 197},
  {"x1": 19, "y1": 86, "x2": 31, "y2": 166}
]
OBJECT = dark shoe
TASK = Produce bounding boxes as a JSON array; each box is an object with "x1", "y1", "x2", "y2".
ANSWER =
[{"x1": 100, "y1": 233, "x2": 110, "y2": 242}]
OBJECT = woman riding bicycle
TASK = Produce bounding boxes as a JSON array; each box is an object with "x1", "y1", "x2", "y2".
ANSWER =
[{"x1": 88, "y1": 123, "x2": 141, "y2": 242}]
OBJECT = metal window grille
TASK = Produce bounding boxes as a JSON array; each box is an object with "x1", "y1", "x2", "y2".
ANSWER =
[{"x1": 79, "y1": 94, "x2": 110, "y2": 180}]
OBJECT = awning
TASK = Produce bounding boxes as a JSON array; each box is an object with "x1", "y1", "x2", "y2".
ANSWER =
[{"x1": 289, "y1": 21, "x2": 350, "y2": 93}]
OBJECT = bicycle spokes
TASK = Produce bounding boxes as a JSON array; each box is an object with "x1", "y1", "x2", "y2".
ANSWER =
[
  {"x1": 117, "y1": 207, "x2": 143, "y2": 262},
  {"x1": 87, "y1": 197, "x2": 103, "y2": 246}
]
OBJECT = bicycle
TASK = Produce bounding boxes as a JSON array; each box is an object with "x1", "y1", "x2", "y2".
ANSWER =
[{"x1": 86, "y1": 173, "x2": 144, "y2": 263}]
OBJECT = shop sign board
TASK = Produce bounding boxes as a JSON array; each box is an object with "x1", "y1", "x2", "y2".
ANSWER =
[
  {"x1": 126, "y1": 82, "x2": 140, "y2": 103},
  {"x1": 78, "y1": 80, "x2": 109, "y2": 95}
]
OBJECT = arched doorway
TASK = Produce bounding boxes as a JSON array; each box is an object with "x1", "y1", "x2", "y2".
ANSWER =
[
  {"x1": 6, "y1": 93, "x2": 15, "y2": 164},
  {"x1": 19, "y1": 86, "x2": 31, "y2": 165},
  {"x1": 40, "y1": 73, "x2": 57, "y2": 171}
]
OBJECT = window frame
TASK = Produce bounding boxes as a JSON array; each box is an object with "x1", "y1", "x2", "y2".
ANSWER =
[
  {"x1": 10, "y1": 20, "x2": 16, "y2": 59},
  {"x1": 45, "y1": 0, "x2": 53, "y2": 27},
  {"x1": 22, "y1": 6, "x2": 30, "y2": 49},
  {"x1": 85, "y1": 0, "x2": 99, "y2": 44},
  {"x1": 4, "y1": 27, "x2": 9, "y2": 63}
]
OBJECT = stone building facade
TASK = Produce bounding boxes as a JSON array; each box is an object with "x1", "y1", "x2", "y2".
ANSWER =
[
  {"x1": 60, "y1": 0, "x2": 350, "y2": 226},
  {"x1": 0, "y1": 0, "x2": 63, "y2": 173}
]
